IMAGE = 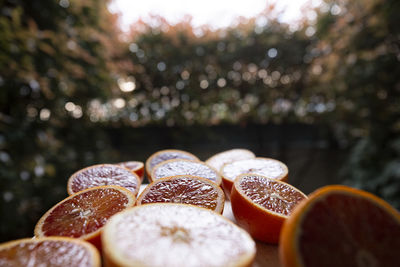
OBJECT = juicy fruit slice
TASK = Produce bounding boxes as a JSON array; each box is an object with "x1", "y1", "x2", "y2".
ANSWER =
[
  {"x1": 116, "y1": 161, "x2": 144, "y2": 182},
  {"x1": 151, "y1": 159, "x2": 222, "y2": 186},
  {"x1": 145, "y1": 149, "x2": 199, "y2": 180},
  {"x1": 222, "y1": 157, "x2": 288, "y2": 195},
  {"x1": 102, "y1": 203, "x2": 256, "y2": 267},
  {"x1": 34, "y1": 185, "x2": 136, "y2": 250},
  {"x1": 231, "y1": 174, "x2": 307, "y2": 243},
  {"x1": 137, "y1": 175, "x2": 225, "y2": 213},
  {"x1": 0, "y1": 237, "x2": 100, "y2": 267},
  {"x1": 206, "y1": 148, "x2": 255, "y2": 172},
  {"x1": 279, "y1": 185, "x2": 400, "y2": 267},
  {"x1": 67, "y1": 164, "x2": 141, "y2": 196}
]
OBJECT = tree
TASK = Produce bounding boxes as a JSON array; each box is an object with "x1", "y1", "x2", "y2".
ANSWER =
[
  {"x1": 118, "y1": 15, "x2": 311, "y2": 127},
  {"x1": 308, "y1": 0, "x2": 400, "y2": 207},
  {"x1": 0, "y1": 0, "x2": 123, "y2": 240}
]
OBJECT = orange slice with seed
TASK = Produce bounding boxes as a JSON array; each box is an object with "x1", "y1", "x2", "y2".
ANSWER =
[
  {"x1": 116, "y1": 161, "x2": 144, "y2": 182},
  {"x1": 34, "y1": 185, "x2": 136, "y2": 250},
  {"x1": 279, "y1": 185, "x2": 400, "y2": 267},
  {"x1": 0, "y1": 237, "x2": 100, "y2": 267},
  {"x1": 145, "y1": 149, "x2": 199, "y2": 181},
  {"x1": 231, "y1": 174, "x2": 307, "y2": 243},
  {"x1": 67, "y1": 164, "x2": 141, "y2": 196},
  {"x1": 137, "y1": 175, "x2": 225, "y2": 213},
  {"x1": 102, "y1": 203, "x2": 256, "y2": 267},
  {"x1": 151, "y1": 159, "x2": 222, "y2": 186},
  {"x1": 222, "y1": 157, "x2": 288, "y2": 195}
]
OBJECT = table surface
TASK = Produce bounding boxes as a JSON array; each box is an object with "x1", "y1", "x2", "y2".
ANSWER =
[{"x1": 223, "y1": 201, "x2": 281, "y2": 267}]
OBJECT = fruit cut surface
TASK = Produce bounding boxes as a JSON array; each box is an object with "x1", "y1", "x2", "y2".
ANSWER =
[
  {"x1": 238, "y1": 175, "x2": 305, "y2": 216},
  {"x1": 151, "y1": 159, "x2": 222, "y2": 186},
  {"x1": 145, "y1": 149, "x2": 199, "y2": 180},
  {"x1": 116, "y1": 161, "x2": 144, "y2": 182},
  {"x1": 67, "y1": 164, "x2": 141, "y2": 196},
  {"x1": 102, "y1": 203, "x2": 256, "y2": 267},
  {"x1": 35, "y1": 185, "x2": 136, "y2": 249},
  {"x1": 221, "y1": 157, "x2": 288, "y2": 195},
  {"x1": 206, "y1": 148, "x2": 255, "y2": 172},
  {"x1": 137, "y1": 175, "x2": 225, "y2": 213},
  {"x1": 0, "y1": 237, "x2": 100, "y2": 267},
  {"x1": 279, "y1": 185, "x2": 400, "y2": 267},
  {"x1": 231, "y1": 174, "x2": 307, "y2": 243}
]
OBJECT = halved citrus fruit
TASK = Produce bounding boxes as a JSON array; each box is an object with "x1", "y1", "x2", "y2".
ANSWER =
[
  {"x1": 116, "y1": 161, "x2": 144, "y2": 182},
  {"x1": 206, "y1": 148, "x2": 255, "y2": 172},
  {"x1": 221, "y1": 157, "x2": 288, "y2": 195},
  {"x1": 137, "y1": 175, "x2": 225, "y2": 213},
  {"x1": 34, "y1": 185, "x2": 136, "y2": 250},
  {"x1": 102, "y1": 203, "x2": 256, "y2": 267},
  {"x1": 0, "y1": 237, "x2": 100, "y2": 267},
  {"x1": 151, "y1": 159, "x2": 222, "y2": 186},
  {"x1": 145, "y1": 149, "x2": 199, "y2": 181},
  {"x1": 231, "y1": 174, "x2": 307, "y2": 244},
  {"x1": 67, "y1": 164, "x2": 141, "y2": 196},
  {"x1": 279, "y1": 185, "x2": 400, "y2": 267}
]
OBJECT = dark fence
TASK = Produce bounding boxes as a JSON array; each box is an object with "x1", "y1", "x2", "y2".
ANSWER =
[{"x1": 105, "y1": 123, "x2": 346, "y2": 194}]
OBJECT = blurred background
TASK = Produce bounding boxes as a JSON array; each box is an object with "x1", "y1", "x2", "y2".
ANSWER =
[{"x1": 0, "y1": 0, "x2": 399, "y2": 241}]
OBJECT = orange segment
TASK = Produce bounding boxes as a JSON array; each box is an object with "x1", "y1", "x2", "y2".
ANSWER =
[
  {"x1": 206, "y1": 148, "x2": 255, "y2": 173},
  {"x1": 221, "y1": 157, "x2": 288, "y2": 195},
  {"x1": 279, "y1": 185, "x2": 400, "y2": 267},
  {"x1": 151, "y1": 159, "x2": 222, "y2": 186},
  {"x1": 145, "y1": 149, "x2": 199, "y2": 180},
  {"x1": 102, "y1": 203, "x2": 256, "y2": 267},
  {"x1": 137, "y1": 175, "x2": 225, "y2": 213},
  {"x1": 67, "y1": 164, "x2": 141, "y2": 196},
  {"x1": 116, "y1": 161, "x2": 144, "y2": 182},
  {"x1": 34, "y1": 185, "x2": 136, "y2": 250},
  {"x1": 0, "y1": 237, "x2": 100, "y2": 267},
  {"x1": 231, "y1": 174, "x2": 307, "y2": 243}
]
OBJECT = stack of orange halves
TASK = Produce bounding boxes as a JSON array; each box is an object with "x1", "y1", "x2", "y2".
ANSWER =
[{"x1": 1, "y1": 148, "x2": 400, "y2": 267}]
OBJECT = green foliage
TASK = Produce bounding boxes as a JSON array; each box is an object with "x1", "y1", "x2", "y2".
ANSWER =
[
  {"x1": 342, "y1": 136, "x2": 400, "y2": 208},
  {"x1": 118, "y1": 20, "x2": 310, "y2": 127},
  {"x1": 0, "y1": 0, "x2": 120, "y2": 240},
  {"x1": 308, "y1": 0, "x2": 400, "y2": 205}
]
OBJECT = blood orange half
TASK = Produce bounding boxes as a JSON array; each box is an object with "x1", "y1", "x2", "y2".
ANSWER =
[
  {"x1": 137, "y1": 175, "x2": 225, "y2": 213},
  {"x1": 231, "y1": 174, "x2": 307, "y2": 243},
  {"x1": 0, "y1": 237, "x2": 100, "y2": 267},
  {"x1": 102, "y1": 203, "x2": 256, "y2": 267},
  {"x1": 221, "y1": 157, "x2": 288, "y2": 196},
  {"x1": 67, "y1": 164, "x2": 141, "y2": 196},
  {"x1": 34, "y1": 185, "x2": 136, "y2": 250},
  {"x1": 145, "y1": 149, "x2": 199, "y2": 181},
  {"x1": 206, "y1": 148, "x2": 255, "y2": 173},
  {"x1": 279, "y1": 185, "x2": 400, "y2": 267},
  {"x1": 116, "y1": 161, "x2": 144, "y2": 182},
  {"x1": 151, "y1": 159, "x2": 222, "y2": 186}
]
